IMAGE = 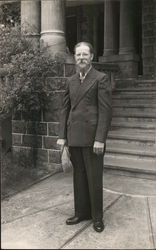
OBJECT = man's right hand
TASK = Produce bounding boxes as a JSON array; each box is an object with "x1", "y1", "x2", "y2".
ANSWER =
[{"x1": 57, "y1": 139, "x2": 66, "y2": 152}]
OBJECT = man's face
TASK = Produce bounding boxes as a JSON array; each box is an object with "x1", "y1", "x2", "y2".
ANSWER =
[{"x1": 74, "y1": 44, "x2": 93, "y2": 70}]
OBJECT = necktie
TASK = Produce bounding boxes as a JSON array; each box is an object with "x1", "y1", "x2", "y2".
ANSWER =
[
  {"x1": 79, "y1": 66, "x2": 92, "y2": 84},
  {"x1": 79, "y1": 72, "x2": 86, "y2": 84}
]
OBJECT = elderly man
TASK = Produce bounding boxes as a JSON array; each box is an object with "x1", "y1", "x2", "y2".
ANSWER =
[{"x1": 57, "y1": 42, "x2": 112, "y2": 232}]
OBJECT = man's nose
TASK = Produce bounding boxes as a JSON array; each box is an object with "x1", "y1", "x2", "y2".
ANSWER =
[{"x1": 80, "y1": 54, "x2": 83, "y2": 58}]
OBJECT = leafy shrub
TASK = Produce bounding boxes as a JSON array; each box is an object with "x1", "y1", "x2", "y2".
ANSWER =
[
  {"x1": 0, "y1": 1, "x2": 20, "y2": 27},
  {"x1": 0, "y1": 25, "x2": 59, "y2": 121},
  {"x1": 0, "y1": 24, "x2": 63, "y2": 197}
]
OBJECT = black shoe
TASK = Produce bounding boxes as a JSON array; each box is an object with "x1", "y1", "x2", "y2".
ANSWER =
[
  {"x1": 66, "y1": 216, "x2": 91, "y2": 225},
  {"x1": 93, "y1": 220, "x2": 105, "y2": 232}
]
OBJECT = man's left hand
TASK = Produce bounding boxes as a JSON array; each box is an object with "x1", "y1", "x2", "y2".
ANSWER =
[{"x1": 93, "y1": 141, "x2": 105, "y2": 154}]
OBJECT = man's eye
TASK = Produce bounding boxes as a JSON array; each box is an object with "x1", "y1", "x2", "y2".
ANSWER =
[{"x1": 76, "y1": 53, "x2": 88, "y2": 56}]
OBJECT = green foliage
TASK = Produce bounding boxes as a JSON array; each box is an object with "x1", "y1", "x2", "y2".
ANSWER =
[
  {"x1": 0, "y1": 25, "x2": 28, "y2": 67},
  {"x1": 0, "y1": 2, "x2": 20, "y2": 27},
  {"x1": 0, "y1": 25, "x2": 59, "y2": 121}
]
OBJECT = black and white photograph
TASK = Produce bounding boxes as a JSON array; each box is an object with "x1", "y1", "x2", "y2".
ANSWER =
[{"x1": 1, "y1": 0, "x2": 156, "y2": 249}]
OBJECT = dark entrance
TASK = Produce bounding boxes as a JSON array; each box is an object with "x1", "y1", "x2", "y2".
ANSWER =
[
  {"x1": 66, "y1": 4, "x2": 104, "y2": 60},
  {"x1": 135, "y1": 0, "x2": 143, "y2": 76},
  {"x1": 66, "y1": 11, "x2": 77, "y2": 54}
]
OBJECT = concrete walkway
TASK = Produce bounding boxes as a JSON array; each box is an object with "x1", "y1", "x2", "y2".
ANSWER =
[{"x1": 1, "y1": 170, "x2": 156, "y2": 249}]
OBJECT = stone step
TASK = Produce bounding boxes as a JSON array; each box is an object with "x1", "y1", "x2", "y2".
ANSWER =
[
  {"x1": 104, "y1": 154, "x2": 156, "y2": 175},
  {"x1": 136, "y1": 83, "x2": 156, "y2": 88},
  {"x1": 113, "y1": 99, "x2": 155, "y2": 105},
  {"x1": 113, "y1": 103, "x2": 155, "y2": 108},
  {"x1": 113, "y1": 94, "x2": 156, "y2": 99},
  {"x1": 108, "y1": 130, "x2": 156, "y2": 143},
  {"x1": 113, "y1": 106, "x2": 156, "y2": 111},
  {"x1": 112, "y1": 117, "x2": 156, "y2": 123},
  {"x1": 114, "y1": 90, "x2": 156, "y2": 94},
  {"x1": 135, "y1": 79, "x2": 156, "y2": 85},
  {"x1": 110, "y1": 126, "x2": 155, "y2": 134},
  {"x1": 115, "y1": 88, "x2": 156, "y2": 92},
  {"x1": 109, "y1": 127, "x2": 155, "y2": 135},
  {"x1": 103, "y1": 168, "x2": 156, "y2": 180},
  {"x1": 107, "y1": 138, "x2": 155, "y2": 147},
  {"x1": 113, "y1": 108, "x2": 156, "y2": 118},
  {"x1": 115, "y1": 79, "x2": 156, "y2": 88},
  {"x1": 106, "y1": 140, "x2": 156, "y2": 157},
  {"x1": 108, "y1": 79, "x2": 156, "y2": 176},
  {"x1": 111, "y1": 120, "x2": 156, "y2": 130},
  {"x1": 113, "y1": 107, "x2": 156, "y2": 111}
]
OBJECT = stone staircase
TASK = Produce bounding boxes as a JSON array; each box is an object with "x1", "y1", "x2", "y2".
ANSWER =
[{"x1": 105, "y1": 80, "x2": 156, "y2": 178}]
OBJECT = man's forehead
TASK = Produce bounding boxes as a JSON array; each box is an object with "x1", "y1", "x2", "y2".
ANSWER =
[{"x1": 75, "y1": 45, "x2": 90, "y2": 53}]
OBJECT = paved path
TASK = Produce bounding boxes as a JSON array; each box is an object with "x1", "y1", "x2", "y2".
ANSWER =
[{"x1": 1, "y1": 170, "x2": 156, "y2": 249}]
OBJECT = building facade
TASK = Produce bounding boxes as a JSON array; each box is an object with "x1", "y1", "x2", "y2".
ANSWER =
[
  {"x1": 19, "y1": 0, "x2": 156, "y2": 79},
  {"x1": 1, "y1": 0, "x2": 156, "y2": 177},
  {"x1": 0, "y1": 0, "x2": 155, "y2": 79}
]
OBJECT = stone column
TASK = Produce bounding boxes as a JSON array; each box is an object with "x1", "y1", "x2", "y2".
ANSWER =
[
  {"x1": 104, "y1": 0, "x2": 119, "y2": 56},
  {"x1": 93, "y1": 5, "x2": 98, "y2": 60},
  {"x1": 99, "y1": 0, "x2": 119, "y2": 79},
  {"x1": 99, "y1": 0, "x2": 139, "y2": 78},
  {"x1": 142, "y1": 0, "x2": 156, "y2": 79},
  {"x1": 119, "y1": 0, "x2": 135, "y2": 55},
  {"x1": 21, "y1": 0, "x2": 41, "y2": 47},
  {"x1": 117, "y1": 0, "x2": 139, "y2": 78},
  {"x1": 41, "y1": 0, "x2": 66, "y2": 56}
]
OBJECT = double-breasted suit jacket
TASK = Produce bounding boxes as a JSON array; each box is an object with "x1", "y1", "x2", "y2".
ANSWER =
[{"x1": 59, "y1": 67, "x2": 112, "y2": 147}]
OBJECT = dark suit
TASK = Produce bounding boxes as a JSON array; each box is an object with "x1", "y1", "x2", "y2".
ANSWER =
[{"x1": 59, "y1": 67, "x2": 112, "y2": 221}]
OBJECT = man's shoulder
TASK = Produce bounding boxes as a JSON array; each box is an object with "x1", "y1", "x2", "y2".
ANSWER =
[
  {"x1": 93, "y1": 68, "x2": 107, "y2": 80},
  {"x1": 67, "y1": 67, "x2": 107, "y2": 81}
]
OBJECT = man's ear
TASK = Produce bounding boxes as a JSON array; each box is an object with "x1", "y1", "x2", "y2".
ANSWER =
[{"x1": 91, "y1": 53, "x2": 94, "y2": 61}]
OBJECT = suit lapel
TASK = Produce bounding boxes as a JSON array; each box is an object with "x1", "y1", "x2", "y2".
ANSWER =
[
  {"x1": 72, "y1": 67, "x2": 98, "y2": 109},
  {"x1": 71, "y1": 73, "x2": 80, "y2": 93}
]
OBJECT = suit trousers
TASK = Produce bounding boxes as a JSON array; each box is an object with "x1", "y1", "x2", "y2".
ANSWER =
[{"x1": 69, "y1": 146, "x2": 104, "y2": 222}]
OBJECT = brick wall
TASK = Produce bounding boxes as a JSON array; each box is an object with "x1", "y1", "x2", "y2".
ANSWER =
[
  {"x1": 142, "y1": 0, "x2": 156, "y2": 79},
  {"x1": 12, "y1": 89, "x2": 62, "y2": 175}
]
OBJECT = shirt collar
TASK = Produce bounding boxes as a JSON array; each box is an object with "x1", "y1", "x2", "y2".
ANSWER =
[{"x1": 79, "y1": 65, "x2": 92, "y2": 82}]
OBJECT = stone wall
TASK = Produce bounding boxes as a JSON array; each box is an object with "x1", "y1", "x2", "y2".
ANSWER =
[
  {"x1": 142, "y1": 0, "x2": 156, "y2": 79},
  {"x1": 12, "y1": 85, "x2": 63, "y2": 175},
  {"x1": 12, "y1": 64, "x2": 75, "y2": 176}
]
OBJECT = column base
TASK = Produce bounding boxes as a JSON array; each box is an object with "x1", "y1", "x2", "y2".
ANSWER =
[{"x1": 99, "y1": 53, "x2": 139, "y2": 79}]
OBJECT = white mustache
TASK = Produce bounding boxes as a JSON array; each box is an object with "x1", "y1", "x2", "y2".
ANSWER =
[{"x1": 77, "y1": 59, "x2": 88, "y2": 64}]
